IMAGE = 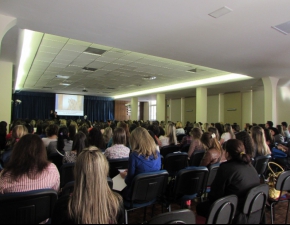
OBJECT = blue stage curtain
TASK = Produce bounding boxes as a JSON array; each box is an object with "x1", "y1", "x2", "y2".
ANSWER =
[
  {"x1": 84, "y1": 96, "x2": 115, "y2": 122},
  {"x1": 12, "y1": 92, "x2": 115, "y2": 122},
  {"x1": 12, "y1": 92, "x2": 55, "y2": 120}
]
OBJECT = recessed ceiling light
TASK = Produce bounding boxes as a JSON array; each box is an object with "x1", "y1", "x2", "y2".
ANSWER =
[
  {"x1": 56, "y1": 75, "x2": 70, "y2": 79},
  {"x1": 107, "y1": 87, "x2": 115, "y2": 90},
  {"x1": 272, "y1": 21, "x2": 290, "y2": 35},
  {"x1": 82, "y1": 67, "x2": 97, "y2": 72},
  {"x1": 143, "y1": 76, "x2": 157, "y2": 80},
  {"x1": 209, "y1": 6, "x2": 232, "y2": 18},
  {"x1": 83, "y1": 47, "x2": 107, "y2": 55},
  {"x1": 59, "y1": 83, "x2": 71, "y2": 86}
]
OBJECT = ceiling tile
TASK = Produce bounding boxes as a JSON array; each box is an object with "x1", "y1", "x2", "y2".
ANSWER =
[
  {"x1": 67, "y1": 39, "x2": 91, "y2": 46},
  {"x1": 38, "y1": 45, "x2": 62, "y2": 54},
  {"x1": 41, "y1": 39, "x2": 66, "y2": 48},
  {"x1": 43, "y1": 34, "x2": 69, "y2": 43},
  {"x1": 62, "y1": 44, "x2": 88, "y2": 52}
]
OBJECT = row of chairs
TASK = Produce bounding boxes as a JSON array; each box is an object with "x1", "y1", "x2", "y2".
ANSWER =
[{"x1": 0, "y1": 175, "x2": 271, "y2": 224}]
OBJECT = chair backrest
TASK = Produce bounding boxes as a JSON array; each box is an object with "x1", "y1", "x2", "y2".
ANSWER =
[
  {"x1": 275, "y1": 170, "x2": 290, "y2": 191},
  {"x1": 148, "y1": 209, "x2": 196, "y2": 224},
  {"x1": 48, "y1": 153, "x2": 63, "y2": 172},
  {"x1": 108, "y1": 158, "x2": 129, "y2": 178},
  {"x1": 0, "y1": 189, "x2": 58, "y2": 224},
  {"x1": 206, "y1": 195, "x2": 238, "y2": 224},
  {"x1": 242, "y1": 184, "x2": 269, "y2": 224},
  {"x1": 164, "y1": 153, "x2": 189, "y2": 176},
  {"x1": 206, "y1": 163, "x2": 220, "y2": 187},
  {"x1": 189, "y1": 151, "x2": 205, "y2": 167},
  {"x1": 129, "y1": 170, "x2": 169, "y2": 207},
  {"x1": 180, "y1": 144, "x2": 190, "y2": 153},
  {"x1": 160, "y1": 145, "x2": 180, "y2": 158},
  {"x1": 60, "y1": 163, "x2": 75, "y2": 188},
  {"x1": 173, "y1": 167, "x2": 208, "y2": 198},
  {"x1": 253, "y1": 155, "x2": 271, "y2": 175}
]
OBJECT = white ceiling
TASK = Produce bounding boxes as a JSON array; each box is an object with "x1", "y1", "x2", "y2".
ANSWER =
[{"x1": 1, "y1": 0, "x2": 290, "y2": 101}]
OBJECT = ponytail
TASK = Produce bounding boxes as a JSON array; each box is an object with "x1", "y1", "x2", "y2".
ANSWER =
[{"x1": 226, "y1": 139, "x2": 251, "y2": 164}]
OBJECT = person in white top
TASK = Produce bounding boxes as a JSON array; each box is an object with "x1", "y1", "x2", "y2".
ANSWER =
[
  {"x1": 220, "y1": 124, "x2": 236, "y2": 145},
  {"x1": 282, "y1": 122, "x2": 290, "y2": 141},
  {"x1": 176, "y1": 121, "x2": 185, "y2": 136},
  {"x1": 159, "y1": 123, "x2": 178, "y2": 147},
  {"x1": 104, "y1": 127, "x2": 130, "y2": 159},
  {"x1": 42, "y1": 124, "x2": 58, "y2": 147}
]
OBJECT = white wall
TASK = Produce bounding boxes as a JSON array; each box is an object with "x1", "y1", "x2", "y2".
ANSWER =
[
  {"x1": 277, "y1": 86, "x2": 290, "y2": 125},
  {"x1": 0, "y1": 61, "x2": 13, "y2": 124},
  {"x1": 242, "y1": 91, "x2": 253, "y2": 126}
]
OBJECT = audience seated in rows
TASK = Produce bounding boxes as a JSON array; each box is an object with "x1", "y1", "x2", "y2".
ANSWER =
[
  {"x1": 0, "y1": 134, "x2": 60, "y2": 193},
  {"x1": 120, "y1": 127, "x2": 161, "y2": 201},
  {"x1": 159, "y1": 123, "x2": 177, "y2": 147},
  {"x1": 104, "y1": 127, "x2": 130, "y2": 159},
  {"x1": 196, "y1": 139, "x2": 260, "y2": 224},
  {"x1": 251, "y1": 126, "x2": 271, "y2": 158},
  {"x1": 200, "y1": 132, "x2": 226, "y2": 167},
  {"x1": 176, "y1": 121, "x2": 185, "y2": 136},
  {"x1": 52, "y1": 149, "x2": 124, "y2": 224},
  {"x1": 42, "y1": 124, "x2": 58, "y2": 148},
  {"x1": 220, "y1": 124, "x2": 236, "y2": 145},
  {"x1": 63, "y1": 131, "x2": 88, "y2": 164},
  {"x1": 188, "y1": 128, "x2": 204, "y2": 158}
]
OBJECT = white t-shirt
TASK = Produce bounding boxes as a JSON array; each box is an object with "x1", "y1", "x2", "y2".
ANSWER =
[
  {"x1": 176, "y1": 128, "x2": 185, "y2": 136},
  {"x1": 221, "y1": 132, "x2": 232, "y2": 142},
  {"x1": 159, "y1": 136, "x2": 170, "y2": 147}
]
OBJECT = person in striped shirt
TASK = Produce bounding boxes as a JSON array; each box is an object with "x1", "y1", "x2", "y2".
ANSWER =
[{"x1": 0, "y1": 134, "x2": 60, "y2": 194}]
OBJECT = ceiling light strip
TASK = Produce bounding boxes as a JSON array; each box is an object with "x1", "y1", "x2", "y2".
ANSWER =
[{"x1": 113, "y1": 74, "x2": 252, "y2": 99}]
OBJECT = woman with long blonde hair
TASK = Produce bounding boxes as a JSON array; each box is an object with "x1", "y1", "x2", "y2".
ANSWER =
[
  {"x1": 251, "y1": 126, "x2": 271, "y2": 157},
  {"x1": 54, "y1": 147, "x2": 124, "y2": 224},
  {"x1": 159, "y1": 123, "x2": 177, "y2": 147},
  {"x1": 120, "y1": 127, "x2": 161, "y2": 200}
]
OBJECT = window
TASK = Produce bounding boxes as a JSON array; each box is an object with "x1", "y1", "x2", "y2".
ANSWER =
[{"x1": 149, "y1": 101, "x2": 156, "y2": 121}]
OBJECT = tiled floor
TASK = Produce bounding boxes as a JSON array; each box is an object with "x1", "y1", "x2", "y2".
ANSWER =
[{"x1": 127, "y1": 200, "x2": 290, "y2": 224}]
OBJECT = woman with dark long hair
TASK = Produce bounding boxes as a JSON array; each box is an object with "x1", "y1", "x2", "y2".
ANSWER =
[
  {"x1": 196, "y1": 139, "x2": 259, "y2": 223},
  {"x1": 89, "y1": 127, "x2": 106, "y2": 150},
  {"x1": 0, "y1": 134, "x2": 60, "y2": 193}
]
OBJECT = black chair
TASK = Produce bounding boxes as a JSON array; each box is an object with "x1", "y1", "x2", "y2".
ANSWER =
[
  {"x1": 160, "y1": 145, "x2": 180, "y2": 158},
  {"x1": 48, "y1": 152, "x2": 63, "y2": 172},
  {"x1": 180, "y1": 144, "x2": 190, "y2": 153},
  {"x1": 189, "y1": 151, "x2": 205, "y2": 166},
  {"x1": 147, "y1": 209, "x2": 196, "y2": 224},
  {"x1": 203, "y1": 163, "x2": 220, "y2": 200},
  {"x1": 108, "y1": 158, "x2": 129, "y2": 178},
  {"x1": 60, "y1": 163, "x2": 75, "y2": 188},
  {"x1": 269, "y1": 170, "x2": 290, "y2": 224},
  {"x1": 124, "y1": 170, "x2": 169, "y2": 224},
  {"x1": 206, "y1": 195, "x2": 238, "y2": 224},
  {"x1": 253, "y1": 155, "x2": 271, "y2": 182},
  {"x1": 177, "y1": 134, "x2": 187, "y2": 143},
  {"x1": 0, "y1": 189, "x2": 58, "y2": 224},
  {"x1": 166, "y1": 167, "x2": 208, "y2": 211},
  {"x1": 240, "y1": 184, "x2": 269, "y2": 224},
  {"x1": 163, "y1": 152, "x2": 188, "y2": 177}
]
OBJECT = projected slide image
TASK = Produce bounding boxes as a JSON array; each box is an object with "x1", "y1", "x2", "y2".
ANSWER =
[{"x1": 55, "y1": 94, "x2": 84, "y2": 116}]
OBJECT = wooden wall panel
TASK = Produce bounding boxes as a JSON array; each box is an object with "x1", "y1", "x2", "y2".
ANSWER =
[{"x1": 114, "y1": 101, "x2": 130, "y2": 121}]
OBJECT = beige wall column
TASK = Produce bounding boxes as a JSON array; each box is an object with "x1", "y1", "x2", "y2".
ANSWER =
[
  {"x1": 181, "y1": 98, "x2": 185, "y2": 125},
  {"x1": 219, "y1": 93, "x2": 225, "y2": 123},
  {"x1": 166, "y1": 99, "x2": 172, "y2": 122},
  {"x1": 262, "y1": 77, "x2": 279, "y2": 126},
  {"x1": 196, "y1": 87, "x2": 207, "y2": 124},
  {"x1": 130, "y1": 97, "x2": 138, "y2": 121},
  {"x1": 0, "y1": 14, "x2": 17, "y2": 124},
  {"x1": 157, "y1": 94, "x2": 165, "y2": 121},
  {"x1": 242, "y1": 91, "x2": 253, "y2": 126}
]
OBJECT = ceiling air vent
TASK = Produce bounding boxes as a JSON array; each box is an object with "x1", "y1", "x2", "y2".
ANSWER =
[
  {"x1": 82, "y1": 67, "x2": 97, "y2": 72},
  {"x1": 272, "y1": 20, "x2": 290, "y2": 35},
  {"x1": 84, "y1": 47, "x2": 107, "y2": 55},
  {"x1": 82, "y1": 88, "x2": 88, "y2": 92}
]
